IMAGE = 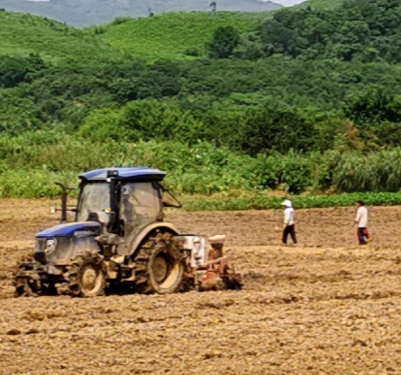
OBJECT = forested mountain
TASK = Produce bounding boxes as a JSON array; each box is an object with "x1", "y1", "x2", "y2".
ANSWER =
[
  {"x1": 1, "y1": 0, "x2": 401, "y2": 198},
  {"x1": 0, "y1": 11, "x2": 117, "y2": 61},
  {"x1": 0, "y1": 0, "x2": 283, "y2": 27},
  {"x1": 297, "y1": 0, "x2": 343, "y2": 10}
]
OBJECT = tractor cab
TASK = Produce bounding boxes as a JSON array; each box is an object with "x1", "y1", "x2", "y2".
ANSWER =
[{"x1": 74, "y1": 168, "x2": 181, "y2": 239}]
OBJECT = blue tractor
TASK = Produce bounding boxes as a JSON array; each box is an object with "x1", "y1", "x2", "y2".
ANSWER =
[{"x1": 14, "y1": 167, "x2": 242, "y2": 297}]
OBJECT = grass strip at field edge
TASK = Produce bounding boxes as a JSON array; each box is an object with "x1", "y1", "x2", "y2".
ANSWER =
[{"x1": 181, "y1": 192, "x2": 401, "y2": 211}]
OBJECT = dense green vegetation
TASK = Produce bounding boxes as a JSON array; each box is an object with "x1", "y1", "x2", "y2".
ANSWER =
[
  {"x1": 2, "y1": 0, "x2": 401, "y2": 209},
  {"x1": 0, "y1": 11, "x2": 117, "y2": 61},
  {"x1": 98, "y1": 12, "x2": 269, "y2": 61},
  {"x1": 297, "y1": 0, "x2": 344, "y2": 10},
  {"x1": 184, "y1": 191, "x2": 401, "y2": 211}
]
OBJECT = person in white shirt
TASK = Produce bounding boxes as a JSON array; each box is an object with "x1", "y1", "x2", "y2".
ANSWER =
[
  {"x1": 281, "y1": 199, "x2": 297, "y2": 245},
  {"x1": 352, "y1": 200, "x2": 370, "y2": 245}
]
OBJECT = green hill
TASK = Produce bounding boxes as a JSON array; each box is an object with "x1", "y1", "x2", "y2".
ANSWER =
[
  {"x1": 0, "y1": 10, "x2": 119, "y2": 63},
  {"x1": 0, "y1": 0, "x2": 346, "y2": 62},
  {"x1": 299, "y1": 0, "x2": 344, "y2": 10},
  {"x1": 98, "y1": 11, "x2": 271, "y2": 61},
  {"x1": 98, "y1": 0, "x2": 346, "y2": 61}
]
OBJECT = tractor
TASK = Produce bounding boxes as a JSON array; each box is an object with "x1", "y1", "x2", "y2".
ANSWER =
[{"x1": 14, "y1": 167, "x2": 241, "y2": 297}]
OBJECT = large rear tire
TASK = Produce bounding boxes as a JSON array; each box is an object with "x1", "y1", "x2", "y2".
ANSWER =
[
  {"x1": 66, "y1": 251, "x2": 106, "y2": 297},
  {"x1": 133, "y1": 232, "x2": 184, "y2": 294}
]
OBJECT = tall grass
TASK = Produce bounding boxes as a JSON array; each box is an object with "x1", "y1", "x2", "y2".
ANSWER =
[
  {"x1": 183, "y1": 192, "x2": 401, "y2": 211},
  {"x1": 0, "y1": 131, "x2": 260, "y2": 196},
  {"x1": 0, "y1": 169, "x2": 76, "y2": 199},
  {"x1": 2, "y1": 131, "x2": 401, "y2": 200},
  {"x1": 333, "y1": 149, "x2": 401, "y2": 192}
]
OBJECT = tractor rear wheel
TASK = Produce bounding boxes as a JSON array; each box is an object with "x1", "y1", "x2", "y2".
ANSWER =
[
  {"x1": 67, "y1": 251, "x2": 106, "y2": 297},
  {"x1": 133, "y1": 232, "x2": 184, "y2": 294}
]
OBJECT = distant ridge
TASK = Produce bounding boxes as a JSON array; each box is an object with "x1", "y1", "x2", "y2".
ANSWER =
[{"x1": 0, "y1": 0, "x2": 283, "y2": 27}]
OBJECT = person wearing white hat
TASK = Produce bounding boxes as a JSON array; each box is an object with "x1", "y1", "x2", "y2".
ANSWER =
[{"x1": 281, "y1": 199, "x2": 297, "y2": 245}]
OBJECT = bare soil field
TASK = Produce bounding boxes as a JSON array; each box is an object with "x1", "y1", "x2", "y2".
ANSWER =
[{"x1": 1, "y1": 199, "x2": 401, "y2": 374}]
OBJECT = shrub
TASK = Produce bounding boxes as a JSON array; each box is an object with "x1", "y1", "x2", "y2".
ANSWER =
[{"x1": 332, "y1": 148, "x2": 401, "y2": 192}]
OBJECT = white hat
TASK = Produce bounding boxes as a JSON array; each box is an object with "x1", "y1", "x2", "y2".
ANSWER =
[
  {"x1": 281, "y1": 199, "x2": 292, "y2": 207},
  {"x1": 208, "y1": 234, "x2": 226, "y2": 244}
]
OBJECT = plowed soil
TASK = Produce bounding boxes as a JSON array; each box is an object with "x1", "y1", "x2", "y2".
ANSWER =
[{"x1": 1, "y1": 199, "x2": 401, "y2": 374}]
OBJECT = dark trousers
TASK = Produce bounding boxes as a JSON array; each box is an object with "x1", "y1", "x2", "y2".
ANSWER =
[
  {"x1": 282, "y1": 224, "x2": 297, "y2": 244},
  {"x1": 357, "y1": 227, "x2": 369, "y2": 245}
]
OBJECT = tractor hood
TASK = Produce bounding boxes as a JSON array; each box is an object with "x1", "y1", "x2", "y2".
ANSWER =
[{"x1": 36, "y1": 222, "x2": 101, "y2": 238}]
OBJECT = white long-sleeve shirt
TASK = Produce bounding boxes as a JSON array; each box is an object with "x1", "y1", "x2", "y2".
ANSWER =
[
  {"x1": 283, "y1": 207, "x2": 295, "y2": 226},
  {"x1": 355, "y1": 206, "x2": 368, "y2": 228}
]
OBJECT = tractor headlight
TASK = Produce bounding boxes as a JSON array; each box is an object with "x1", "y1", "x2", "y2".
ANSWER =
[{"x1": 45, "y1": 239, "x2": 57, "y2": 253}]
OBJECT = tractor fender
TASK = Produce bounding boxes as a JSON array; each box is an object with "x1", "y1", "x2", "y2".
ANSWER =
[{"x1": 121, "y1": 222, "x2": 180, "y2": 257}]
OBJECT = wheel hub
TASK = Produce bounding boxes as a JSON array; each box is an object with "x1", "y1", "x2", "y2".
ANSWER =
[
  {"x1": 82, "y1": 267, "x2": 97, "y2": 290},
  {"x1": 153, "y1": 255, "x2": 169, "y2": 283}
]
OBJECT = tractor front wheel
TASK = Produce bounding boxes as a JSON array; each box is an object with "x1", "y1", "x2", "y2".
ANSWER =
[
  {"x1": 133, "y1": 232, "x2": 184, "y2": 294},
  {"x1": 67, "y1": 251, "x2": 106, "y2": 297},
  {"x1": 14, "y1": 276, "x2": 40, "y2": 297}
]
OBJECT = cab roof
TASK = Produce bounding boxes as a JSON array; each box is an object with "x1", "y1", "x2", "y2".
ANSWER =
[{"x1": 79, "y1": 167, "x2": 166, "y2": 182}]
